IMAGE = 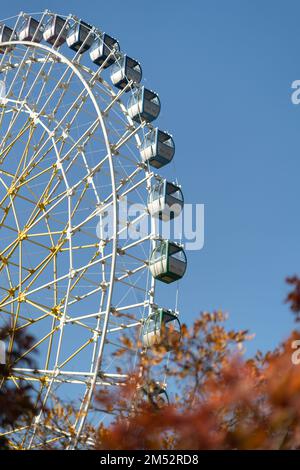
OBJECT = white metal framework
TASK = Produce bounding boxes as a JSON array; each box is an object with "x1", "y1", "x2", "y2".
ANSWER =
[{"x1": 0, "y1": 10, "x2": 184, "y2": 449}]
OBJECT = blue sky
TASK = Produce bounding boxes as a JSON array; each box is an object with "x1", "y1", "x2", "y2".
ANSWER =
[{"x1": 2, "y1": 0, "x2": 300, "y2": 356}]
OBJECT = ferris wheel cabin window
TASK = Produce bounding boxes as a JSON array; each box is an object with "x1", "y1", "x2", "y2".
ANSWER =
[
  {"x1": 90, "y1": 33, "x2": 120, "y2": 68},
  {"x1": 18, "y1": 17, "x2": 44, "y2": 43},
  {"x1": 66, "y1": 20, "x2": 95, "y2": 53},
  {"x1": 140, "y1": 128, "x2": 175, "y2": 168},
  {"x1": 0, "y1": 25, "x2": 17, "y2": 53},
  {"x1": 110, "y1": 55, "x2": 142, "y2": 90},
  {"x1": 148, "y1": 179, "x2": 183, "y2": 221},
  {"x1": 142, "y1": 308, "x2": 181, "y2": 350},
  {"x1": 149, "y1": 240, "x2": 187, "y2": 284},
  {"x1": 127, "y1": 86, "x2": 161, "y2": 123},
  {"x1": 43, "y1": 15, "x2": 69, "y2": 47}
]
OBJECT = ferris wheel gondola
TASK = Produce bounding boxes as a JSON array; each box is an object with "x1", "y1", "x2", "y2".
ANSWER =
[
  {"x1": 18, "y1": 16, "x2": 44, "y2": 42},
  {"x1": 110, "y1": 54, "x2": 142, "y2": 90},
  {"x1": 43, "y1": 14, "x2": 69, "y2": 46},
  {"x1": 90, "y1": 33, "x2": 119, "y2": 68},
  {"x1": 148, "y1": 178, "x2": 184, "y2": 221},
  {"x1": 66, "y1": 20, "x2": 95, "y2": 52},
  {"x1": 142, "y1": 307, "x2": 181, "y2": 350},
  {"x1": 140, "y1": 128, "x2": 175, "y2": 168}
]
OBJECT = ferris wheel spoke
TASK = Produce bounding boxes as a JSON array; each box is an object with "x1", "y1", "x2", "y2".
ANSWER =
[
  {"x1": 13, "y1": 325, "x2": 60, "y2": 365},
  {"x1": 63, "y1": 303, "x2": 142, "y2": 324},
  {"x1": 6, "y1": 13, "x2": 48, "y2": 93},
  {"x1": 14, "y1": 313, "x2": 52, "y2": 331},
  {"x1": 0, "y1": 117, "x2": 32, "y2": 159},
  {"x1": 0, "y1": 305, "x2": 34, "y2": 325},
  {"x1": 69, "y1": 171, "x2": 149, "y2": 237},
  {"x1": 22, "y1": 19, "x2": 72, "y2": 103},
  {"x1": 116, "y1": 277, "x2": 148, "y2": 295},
  {"x1": 96, "y1": 168, "x2": 149, "y2": 219},
  {"x1": 1, "y1": 76, "x2": 28, "y2": 121},
  {"x1": 0, "y1": 12, "x2": 22, "y2": 66},
  {"x1": 0, "y1": 246, "x2": 64, "y2": 309},
  {"x1": 28, "y1": 59, "x2": 79, "y2": 117}
]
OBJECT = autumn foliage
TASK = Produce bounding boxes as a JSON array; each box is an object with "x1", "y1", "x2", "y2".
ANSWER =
[
  {"x1": 0, "y1": 327, "x2": 37, "y2": 449},
  {"x1": 2, "y1": 278, "x2": 300, "y2": 450},
  {"x1": 94, "y1": 279, "x2": 300, "y2": 450},
  {"x1": 286, "y1": 276, "x2": 300, "y2": 321},
  {"x1": 96, "y1": 341, "x2": 300, "y2": 450}
]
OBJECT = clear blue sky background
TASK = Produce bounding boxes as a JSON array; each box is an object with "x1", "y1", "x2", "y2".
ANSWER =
[{"x1": 2, "y1": 0, "x2": 300, "y2": 356}]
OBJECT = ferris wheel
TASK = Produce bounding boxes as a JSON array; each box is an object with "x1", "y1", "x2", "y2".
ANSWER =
[{"x1": 0, "y1": 10, "x2": 187, "y2": 448}]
